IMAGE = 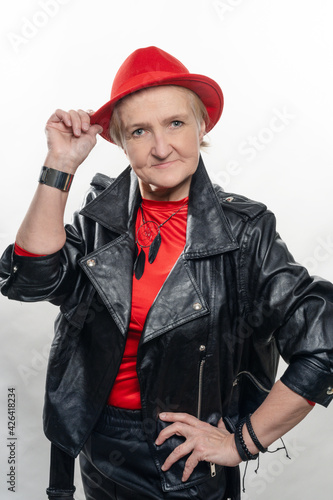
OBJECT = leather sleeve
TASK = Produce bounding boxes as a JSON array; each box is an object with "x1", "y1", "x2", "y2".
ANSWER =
[
  {"x1": 0, "y1": 183, "x2": 104, "y2": 306},
  {"x1": 0, "y1": 220, "x2": 85, "y2": 306},
  {"x1": 240, "y1": 211, "x2": 333, "y2": 406}
]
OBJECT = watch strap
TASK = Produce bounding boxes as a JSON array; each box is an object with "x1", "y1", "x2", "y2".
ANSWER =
[{"x1": 39, "y1": 166, "x2": 74, "y2": 192}]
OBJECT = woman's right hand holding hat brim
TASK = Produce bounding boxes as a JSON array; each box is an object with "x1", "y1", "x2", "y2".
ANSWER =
[{"x1": 44, "y1": 108, "x2": 104, "y2": 174}]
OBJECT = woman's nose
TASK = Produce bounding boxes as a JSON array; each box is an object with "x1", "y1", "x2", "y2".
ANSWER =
[{"x1": 151, "y1": 131, "x2": 172, "y2": 159}]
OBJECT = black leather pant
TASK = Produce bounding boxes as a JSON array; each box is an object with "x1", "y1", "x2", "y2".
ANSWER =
[{"x1": 79, "y1": 406, "x2": 229, "y2": 500}]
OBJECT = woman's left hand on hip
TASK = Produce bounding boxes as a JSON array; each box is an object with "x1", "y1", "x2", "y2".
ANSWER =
[{"x1": 155, "y1": 412, "x2": 241, "y2": 482}]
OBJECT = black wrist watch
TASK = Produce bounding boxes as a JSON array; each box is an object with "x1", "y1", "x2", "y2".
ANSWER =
[{"x1": 38, "y1": 166, "x2": 74, "y2": 192}]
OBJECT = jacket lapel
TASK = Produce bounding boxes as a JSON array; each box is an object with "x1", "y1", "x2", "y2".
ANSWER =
[
  {"x1": 79, "y1": 166, "x2": 140, "y2": 234},
  {"x1": 142, "y1": 157, "x2": 239, "y2": 342},
  {"x1": 79, "y1": 167, "x2": 140, "y2": 336},
  {"x1": 141, "y1": 256, "x2": 210, "y2": 343},
  {"x1": 78, "y1": 157, "x2": 239, "y2": 341},
  {"x1": 79, "y1": 233, "x2": 135, "y2": 336},
  {"x1": 185, "y1": 156, "x2": 238, "y2": 258}
]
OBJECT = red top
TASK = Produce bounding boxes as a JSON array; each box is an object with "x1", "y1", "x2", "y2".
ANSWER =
[
  {"x1": 14, "y1": 243, "x2": 46, "y2": 257},
  {"x1": 108, "y1": 197, "x2": 188, "y2": 409}
]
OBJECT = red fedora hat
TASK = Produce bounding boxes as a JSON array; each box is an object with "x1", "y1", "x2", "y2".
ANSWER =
[{"x1": 90, "y1": 46, "x2": 224, "y2": 143}]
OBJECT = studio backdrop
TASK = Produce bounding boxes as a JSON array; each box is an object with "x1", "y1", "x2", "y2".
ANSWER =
[{"x1": 0, "y1": 1, "x2": 332, "y2": 499}]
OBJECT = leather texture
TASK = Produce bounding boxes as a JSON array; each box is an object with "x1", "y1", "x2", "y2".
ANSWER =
[
  {"x1": 80, "y1": 405, "x2": 228, "y2": 499},
  {"x1": 1, "y1": 157, "x2": 333, "y2": 496},
  {"x1": 46, "y1": 443, "x2": 75, "y2": 499}
]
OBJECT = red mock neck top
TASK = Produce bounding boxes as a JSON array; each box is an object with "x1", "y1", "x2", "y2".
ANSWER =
[{"x1": 108, "y1": 197, "x2": 188, "y2": 409}]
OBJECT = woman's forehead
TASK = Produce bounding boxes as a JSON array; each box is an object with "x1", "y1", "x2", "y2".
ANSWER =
[{"x1": 119, "y1": 85, "x2": 192, "y2": 112}]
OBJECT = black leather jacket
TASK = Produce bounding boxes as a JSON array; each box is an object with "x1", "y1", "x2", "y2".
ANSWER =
[{"x1": 1, "y1": 158, "x2": 333, "y2": 496}]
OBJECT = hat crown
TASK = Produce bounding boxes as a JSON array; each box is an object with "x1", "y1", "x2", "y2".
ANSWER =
[{"x1": 111, "y1": 46, "x2": 189, "y2": 98}]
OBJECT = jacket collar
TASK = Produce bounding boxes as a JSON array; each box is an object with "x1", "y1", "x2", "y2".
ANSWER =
[
  {"x1": 80, "y1": 156, "x2": 238, "y2": 257},
  {"x1": 185, "y1": 156, "x2": 238, "y2": 257},
  {"x1": 80, "y1": 166, "x2": 140, "y2": 233}
]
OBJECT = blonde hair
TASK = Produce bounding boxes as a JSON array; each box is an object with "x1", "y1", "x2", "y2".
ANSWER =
[{"x1": 109, "y1": 85, "x2": 210, "y2": 149}]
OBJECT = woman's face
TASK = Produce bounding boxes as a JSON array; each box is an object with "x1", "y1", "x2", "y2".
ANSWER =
[{"x1": 118, "y1": 86, "x2": 205, "y2": 201}]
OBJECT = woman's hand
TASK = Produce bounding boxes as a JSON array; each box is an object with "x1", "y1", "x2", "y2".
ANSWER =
[
  {"x1": 44, "y1": 109, "x2": 104, "y2": 173},
  {"x1": 155, "y1": 412, "x2": 241, "y2": 482},
  {"x1": 15, "y1": 109, "x2": 103, "y2": 254}
]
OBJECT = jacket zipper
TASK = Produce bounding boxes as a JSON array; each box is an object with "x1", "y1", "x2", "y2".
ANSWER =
[
  {"x1": 197, "y1": 357, "x2": 206, "y2": 420},
  {"x1": 233, "y1": 370, "x2": 270, "y2": 393},
  {"x1": 197, "y1": 346, "x2": 216, "y2": 478}
]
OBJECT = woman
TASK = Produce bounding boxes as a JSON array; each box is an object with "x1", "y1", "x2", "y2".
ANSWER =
[{"x1": 1, "y1": 46, "x2": 333, "y2": 500}]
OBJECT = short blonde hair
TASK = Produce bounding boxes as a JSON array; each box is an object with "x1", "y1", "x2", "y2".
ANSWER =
[{"x1": 109, "y1": 85, "x2": 210, "y2": 150}]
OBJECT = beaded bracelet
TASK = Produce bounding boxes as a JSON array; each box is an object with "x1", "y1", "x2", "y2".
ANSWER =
[
  {"x1": 234, "y1": 421, "x2": 249, "y2": 461},
  {"x1": 235, "y1": 419, "x2": 259, "y2": 461},
  {"x1": 245, "y1": 414, "x2": 268, "y2": 453}
]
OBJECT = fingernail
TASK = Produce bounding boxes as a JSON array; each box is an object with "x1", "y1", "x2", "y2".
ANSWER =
[
  {"x1": 83, "y1": 123, "x2": 89, "y2": 131},
  {"x1": 159, "y1": 413, "x2": 166, "y2": 419}
]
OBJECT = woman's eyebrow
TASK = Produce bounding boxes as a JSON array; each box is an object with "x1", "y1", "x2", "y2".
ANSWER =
[
  {"x1": 125, "y1": 113, "x2": 190, "y2": 131},
  {"x1": 125, "y1": 121, "x2": 150, "y2": 131},
  {"x1": 163, "y1": 113, "x2": 189, "y2": 123}
]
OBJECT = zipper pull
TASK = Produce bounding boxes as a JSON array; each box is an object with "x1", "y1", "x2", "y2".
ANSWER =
[{"x1": 210, "y1": 462, "x2": 216, "y2": 477}]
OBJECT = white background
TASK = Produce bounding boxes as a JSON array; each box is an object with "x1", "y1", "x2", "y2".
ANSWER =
[{"x1": 1, "y1": 1, "x2": 333, "y2": 499}]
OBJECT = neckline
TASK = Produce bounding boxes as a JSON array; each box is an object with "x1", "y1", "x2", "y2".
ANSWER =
[{"x1": 141, "y1": 197, "x2": 189, "y2": 211}]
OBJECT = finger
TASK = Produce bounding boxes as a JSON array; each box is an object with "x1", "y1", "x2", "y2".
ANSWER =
[
  {"x1": 156, "y1": 413, "x2": 210, "y2": 445},
  {"x1": 77, "y1": 109, "x2": 91, "y2": 132},
  {"x1": 161, "y1": 440, "x2": 195, "y2": 472},
  {"x1": 48, "y1": 109, "x2": 72, "y2": 127},
  {"x1": 162, "y1": 445, "x2": 200, "y2": 482},
  {"x1": 159, "y1": 412, "x2": 205, "y2": 427},
  {"x1": 155, "y1": 421, "x2": 189, "y2": 446},
  {"x1": 89, "y1": 124, "x2": 104, "y2": 136},
  {"x1": 182, "y1": 452, "x2": 200, "y2": 482},
  {"x1": 76, "y1": 109, "x2": 103, "y2": 137},
  {"x1": 68, "y1": 109, "x2": 87, "y2": 137}
]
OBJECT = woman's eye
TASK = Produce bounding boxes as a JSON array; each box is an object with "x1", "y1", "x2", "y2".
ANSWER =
[
  {"x1": 171, "y1": 120, "x2": 183, "y2": 128},
  {"x1": 133, "y1": 128, "x2": 145, "y2": 137}
]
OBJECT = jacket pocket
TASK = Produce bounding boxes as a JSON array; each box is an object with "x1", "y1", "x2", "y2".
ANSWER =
[
  {"x1": 226, "y1": 370, "x2": 271, "y2": 430},
  {"x1": 232, "y1": 370, "x2": 271, "y2": 395}
]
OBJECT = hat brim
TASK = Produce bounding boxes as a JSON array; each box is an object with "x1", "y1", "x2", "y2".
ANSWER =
[{"x1": 90, "y1": 73, "x2": 223, "y2": 144}]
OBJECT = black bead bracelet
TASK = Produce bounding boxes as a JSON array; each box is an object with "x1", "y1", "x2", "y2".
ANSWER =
[
  {"x1": 234, "y1": 422, "x2": 249, "y2": 461},
  {"x1": 235, "y1": 419, "x2": 259, "y2": 461}
]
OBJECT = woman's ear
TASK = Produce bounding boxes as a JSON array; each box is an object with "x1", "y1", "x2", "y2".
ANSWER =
[{"x1": 199, "y1": 120, "x2": 206, "y2": 143}]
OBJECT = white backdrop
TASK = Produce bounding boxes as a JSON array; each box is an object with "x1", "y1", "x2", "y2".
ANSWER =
[{"x1": 1, "y1": 1, "x2": 333, "y2": 499}]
